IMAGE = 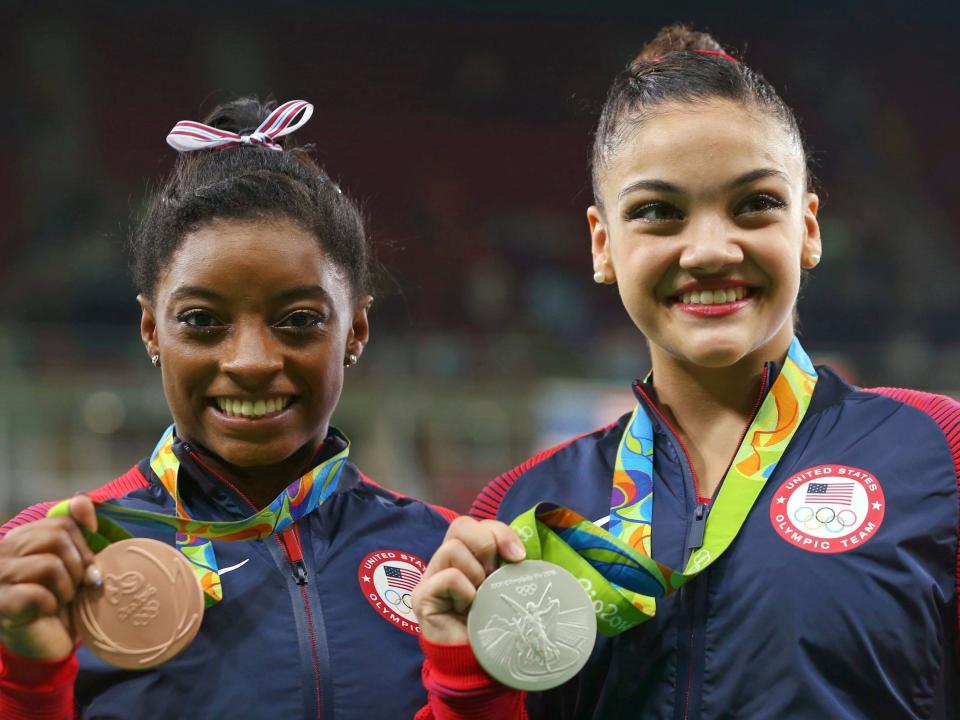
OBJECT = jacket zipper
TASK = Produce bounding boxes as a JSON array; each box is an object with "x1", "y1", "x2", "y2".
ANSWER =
[
  {"x1": 179, "y1": 446, "x2": 324, "y2": 719},
  {"x1": 635, "y1": 364, "x2": 771, "y2": 720},
  {"x1": 277, "y1": 526, "x2": 323, "y2": 720}
]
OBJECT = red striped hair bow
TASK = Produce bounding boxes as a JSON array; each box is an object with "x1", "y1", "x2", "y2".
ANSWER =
[{"x1": 166, "y1": 100, "x2": 314, "y2": 152}]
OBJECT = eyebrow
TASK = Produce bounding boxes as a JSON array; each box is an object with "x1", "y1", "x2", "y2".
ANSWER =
[
  {"x1": 169, "y1": 284, "x2": 333, "y2": 303},
  {"x1": 272, "y1": 285, "x2": 333, "y2": 304},
  {"x1": 169, "y1": 286, "x2": 223, "y2": 302},
  {"x1": 617, "y1": 168, "x2": 790, "y2": 200}
]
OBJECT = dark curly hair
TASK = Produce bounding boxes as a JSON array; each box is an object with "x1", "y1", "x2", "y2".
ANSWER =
[
  {"x1": 591, "y1": 24, "x2": 811, "y2": 204},
  {"x1": 131, "y1": 97, "x2": 371, "y2": 301}
]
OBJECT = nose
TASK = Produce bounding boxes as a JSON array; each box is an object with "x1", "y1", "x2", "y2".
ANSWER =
[
  {"x1": 220, "y1": 322, "x2": 283, "y2": 389},
  {"x1": 677, "y1": 215, "x2": 744, "y2": 273}
]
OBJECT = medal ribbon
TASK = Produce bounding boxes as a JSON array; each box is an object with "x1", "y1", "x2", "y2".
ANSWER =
[
  {"x1": 49, "y1": 425, "x2": 349, "y2": 607},
  {"x1": 510, "y1": 338, "x2": 818, "y2": 635}
]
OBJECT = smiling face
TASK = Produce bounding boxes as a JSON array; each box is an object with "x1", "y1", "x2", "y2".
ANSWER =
[
  {"x1": 588, "y1": 99, "x2": 821, "y2": 370},
  {"x1": 139, "y1": 216, "x2": 370, "y2": 482}
]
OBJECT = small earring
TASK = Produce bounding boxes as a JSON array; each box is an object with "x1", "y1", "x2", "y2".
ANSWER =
[
  {"x1": 150, "y1": 354, "x2": 161, "y2": 368},
  {"x1": 344, "y1": 353, "x2": 358, "y2": 367},
  {"x1": 806, "y1": 253, "x2": 821, "y2": 269},
  {"x1": 593, "y1": 271, "x2": 605, "y2": 284}
]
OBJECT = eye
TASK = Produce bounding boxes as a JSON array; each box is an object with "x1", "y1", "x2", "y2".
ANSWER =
[
  {"x1": 625, "y1": 201, "x2": 685, "y2": 223},
  {"x1": 176, "y1": 310, "x2": 224, "y2": 331},
  {"x1": 276, "y1": 310, "x2": 326, "y2": 330},
  {"x1": 736, "y1": 193, "x2": 786, "y2": 215}
]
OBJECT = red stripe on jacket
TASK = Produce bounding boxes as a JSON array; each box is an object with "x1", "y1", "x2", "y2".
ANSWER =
[{"x1": 864, "y1": 387, "x2": 960, "y2": 645}]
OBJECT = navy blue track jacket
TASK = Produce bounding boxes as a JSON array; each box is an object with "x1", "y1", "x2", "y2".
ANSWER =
[
  {"x1": 0, "y1": 431, "x2": 454, "y2": 719},
  {"x1": 471, "y1": 366, "x2": 959, "y2": 719}
]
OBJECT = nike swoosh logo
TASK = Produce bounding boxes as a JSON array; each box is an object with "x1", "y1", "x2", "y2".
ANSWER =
[{"x1": 218, "y1": 559, "x2": 250, "y2": 576}]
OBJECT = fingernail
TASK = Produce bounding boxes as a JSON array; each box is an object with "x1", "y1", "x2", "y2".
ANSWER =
[
  {"x1": 85, "y1": 564, "x2": 103, "y2": 588},
  {"x1": 508, "y1": 541, "x2": 526, "y2": 561}
]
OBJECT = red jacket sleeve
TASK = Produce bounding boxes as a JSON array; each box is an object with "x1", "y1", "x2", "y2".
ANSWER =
[
  {"x1": 0, "y1": 645, "x2": 76, "y2": 720},
  {"x1": 415, "y1": 638, "x2": 526, "y2": 720}
]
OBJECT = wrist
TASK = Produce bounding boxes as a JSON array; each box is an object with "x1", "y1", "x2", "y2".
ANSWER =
[
  {"x1": 420, "y1": 635, "x2": 497, "y2": 690},
  {"x1": 0, "y1": 644, "x2": 78, "y2": 689}
]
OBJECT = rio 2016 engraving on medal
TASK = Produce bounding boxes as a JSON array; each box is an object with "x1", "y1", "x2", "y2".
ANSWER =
[
  {"x1": 467, "y1": 559, "x2": 596, "y2": 691},
  {"x1": 72, "y1": 538, "x2": 204, "y2": 669}
]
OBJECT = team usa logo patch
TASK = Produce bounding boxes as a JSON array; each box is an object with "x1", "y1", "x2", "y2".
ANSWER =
[
  {"x1": 358, "y1": 550, "x2": 426, "y2": 635},
  {"x1": 769, "y1": 464, "x2": 885, "y2": 554}
]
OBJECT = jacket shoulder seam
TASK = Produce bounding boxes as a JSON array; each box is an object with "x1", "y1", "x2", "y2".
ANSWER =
[
  {"x1": 470, "y1": 420, "x2": 619, "y2": 520},
  {"x1": 0, "y1": 464, "x2": 149, "y2": 539},
  {"x1": 359, "y1": 473, "x2": 458, "y2": 524}
]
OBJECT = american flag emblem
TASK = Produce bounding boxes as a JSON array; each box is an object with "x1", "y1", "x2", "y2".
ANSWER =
[
  {"x1": 383, "y1": 565, "x2": 420, "y2": 591},
  {"x1": 805, "y1": 482, "x2": 855, "y2": 506}
]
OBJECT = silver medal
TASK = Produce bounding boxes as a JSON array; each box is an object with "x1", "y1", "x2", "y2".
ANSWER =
[{"x1": 467, "y1": 559, "x2": 597, "y2": 691}]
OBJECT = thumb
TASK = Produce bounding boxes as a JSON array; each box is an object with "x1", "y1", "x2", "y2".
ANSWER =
[{"x1": 68, "y1": 494, "x2": 98, "y2": 534}]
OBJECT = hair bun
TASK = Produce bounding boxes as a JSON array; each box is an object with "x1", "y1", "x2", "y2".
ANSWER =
[
  {"x1": 630, "y1": 24, "x2": 727, "y2": 70},
  {"x1": 202, "y1": 97, "x2": 283, "y2": 143}
]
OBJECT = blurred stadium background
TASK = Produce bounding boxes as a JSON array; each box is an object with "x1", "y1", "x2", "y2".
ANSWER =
[{"x1": 2, "y1": 1, "x2": 958, "y2": 516}]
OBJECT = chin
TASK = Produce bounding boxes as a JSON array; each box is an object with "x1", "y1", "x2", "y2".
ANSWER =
[
  {"x1": 680, "y1": 343, "x2": 749, "y2": 369},
  {"x1": 214, "y1": 439, "x2": 297, "y2": 469}
]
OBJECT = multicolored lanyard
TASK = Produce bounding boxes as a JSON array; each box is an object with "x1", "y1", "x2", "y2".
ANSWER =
[
  {"x1": 510, "y1": 337, "x2": 818, "y2": 635},
  {"x1": 50, "y1": 425, "x2": 349, "y2": 607}
]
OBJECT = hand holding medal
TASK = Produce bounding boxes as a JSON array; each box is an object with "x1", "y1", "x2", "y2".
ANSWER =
[
  {"x1": 412, "y1": 517, "x2": 597, "y2": 691},
  {"x1": 44, "y1": 503, "x2": 205, "y2": 670},
  {"x1": 0, "y1": 496, "x2": 107, "y2": 663}
]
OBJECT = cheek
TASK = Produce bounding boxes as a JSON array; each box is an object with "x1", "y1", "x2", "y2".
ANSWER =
[{"x1": 300, "y1": 349, "x2": 346, "y2": 414}]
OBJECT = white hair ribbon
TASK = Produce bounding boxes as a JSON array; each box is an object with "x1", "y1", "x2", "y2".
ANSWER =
[{"x1": 166, "y1": 100, "x2": 314, "y2": 152}]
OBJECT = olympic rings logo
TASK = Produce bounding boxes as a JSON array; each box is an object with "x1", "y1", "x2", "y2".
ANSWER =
[
  {"x1": 383, "y1": 588, "x2": 414, "y2": 615},
  {"x1": 792, "y1": 506, "x2": 858, "y2": 533},
  {"x1": 515, "y1": 583, "x2": 538, "y2": 597},
  {"x1": 516, "y1": 526, "x2": 534, "y2": 541}
]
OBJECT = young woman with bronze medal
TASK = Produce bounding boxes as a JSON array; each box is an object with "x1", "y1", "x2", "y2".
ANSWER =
[{"x1": 0, "y1": 98, "x2": 456, "y2": 719}]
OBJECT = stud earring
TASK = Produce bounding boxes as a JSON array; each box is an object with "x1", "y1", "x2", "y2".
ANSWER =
[
  {"x1": 593, "y1": 271, "x2": 605, "y2": 284},
  {"x1": 806, "y1": 253, "x2": 821, "y2": 269},
  {"x1": 344, "y1": 353, "x2": 358, "y2": 367},
  {"x1": 151, "y1": 354, "x2": 161, "y2": 368}
]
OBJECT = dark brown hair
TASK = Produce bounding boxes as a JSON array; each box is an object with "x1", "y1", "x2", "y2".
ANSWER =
[
  {"x1": 131, "y1": 97, "x2": 371, "y2": 300},
  {"x1": 591, "y1": 25, "x2": 809, "y2": 204}
]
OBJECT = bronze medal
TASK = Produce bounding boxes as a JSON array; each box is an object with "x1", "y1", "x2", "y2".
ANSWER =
[{"x1": 72, "y1": 538, "x2": 204, "y2": 669}]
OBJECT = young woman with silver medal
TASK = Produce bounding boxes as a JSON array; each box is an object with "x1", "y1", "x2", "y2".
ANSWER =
[
  {"x1": 412, "y1": 25, "x2": 959, "y2": 719},
  {"x1": 0, "y1": 98, "x2": 455, "y2": 719}
]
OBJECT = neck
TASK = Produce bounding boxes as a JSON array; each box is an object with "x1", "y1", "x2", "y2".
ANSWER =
[
  {"x1": 188, "y1": 441, "x2": 322, "y2": 511},
  {"x1": 645, "y1": 335, "x2": 793, "y2": 497},
  {"x1": 650, "y1": 356, "x2": 766, "y2": 426}
]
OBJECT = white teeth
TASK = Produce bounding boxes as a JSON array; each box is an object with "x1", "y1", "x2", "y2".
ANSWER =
[
  {"x1": 215, "y1": 397, "x2": 290, "y2": 418},
  {"x1": 680, "y1": 288, "x2": 750, "y2": 305}
]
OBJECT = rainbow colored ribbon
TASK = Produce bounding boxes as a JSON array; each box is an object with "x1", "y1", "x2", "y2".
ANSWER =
[
  {"x1": 511, "y1": 337, "x2": 818, "y2": 634},
  {"x1": 50, "y1": 425, "x2": 348, "y2": 607}
]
